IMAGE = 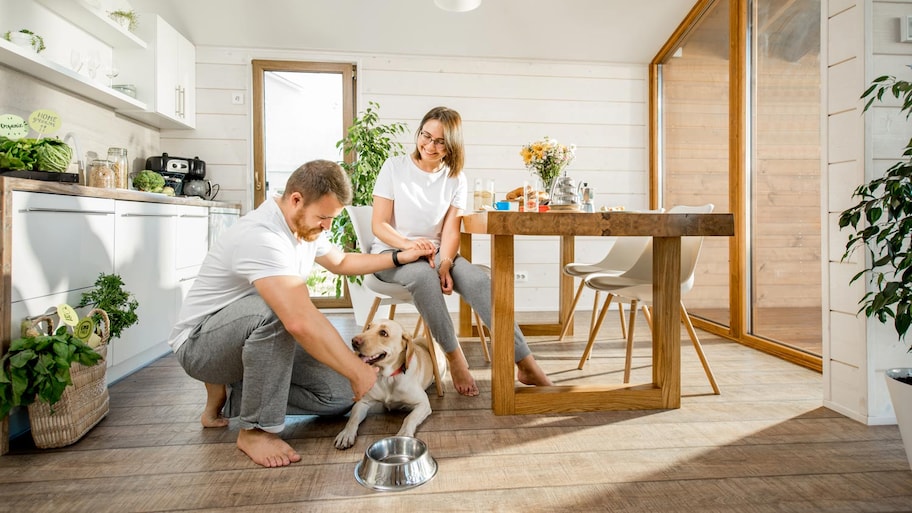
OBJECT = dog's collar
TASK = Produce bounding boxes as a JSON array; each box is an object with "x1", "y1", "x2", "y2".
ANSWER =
[{"x1": 390, "y1": 363, "x2": 406, "y2": 376}]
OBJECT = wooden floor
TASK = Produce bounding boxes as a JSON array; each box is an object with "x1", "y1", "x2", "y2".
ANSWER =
[{"x1": 0, "y1": 312, "x2": 909, "y2": 512}]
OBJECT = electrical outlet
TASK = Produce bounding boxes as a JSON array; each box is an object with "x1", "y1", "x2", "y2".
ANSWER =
[
  {"x1": 231, "y1": 92, "x2": 245, "y2": 105},
  {"x1": 515, "y1": 271, "x2": 528, "y2": 282}
]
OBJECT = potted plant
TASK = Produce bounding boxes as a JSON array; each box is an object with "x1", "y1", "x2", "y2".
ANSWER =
[
  {"x1": 108, "y1": 10, "x2": 138, "y2": 32},
  {"x1": 329, "y1": 101, "x2": 408, "y2": 298},
  {"x1": 839, "y1": 73, "x2": 912, "y2": 466},
  {"x1": 76, "y1": 273, "x2": 139, "y2": 340},
  {"x1": 3, "y1": 29, "x2": 45, "y2": 53}
]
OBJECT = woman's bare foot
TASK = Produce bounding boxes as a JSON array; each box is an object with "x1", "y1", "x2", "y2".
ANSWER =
[
  {"x1": 201, "y1": 383, "x2": 230, "y2": 428},
  {"x1": 446, "y1": 348, "x2": 479, "y2": 396},
  {"x1": 516, "y1": 355, "x2": 553, "y2": 386},
  {"x1": 237, "y1": 428, "x2": 302, "y2": 468}
]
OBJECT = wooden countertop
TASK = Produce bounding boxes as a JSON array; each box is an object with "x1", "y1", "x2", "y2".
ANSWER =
[{"x1": 0, "y1": 177, "x2": 241, "y2": 210}]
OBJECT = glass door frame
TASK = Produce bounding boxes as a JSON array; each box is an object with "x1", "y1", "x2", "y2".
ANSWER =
[
  {"x1": 251, "y1": 59, "x2": 356, "y2": 309},
  {"x1": 649, "y1": 0, "x2": 822, "y2": 372}
]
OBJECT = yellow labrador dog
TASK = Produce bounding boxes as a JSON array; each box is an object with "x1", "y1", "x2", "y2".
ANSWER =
[{"x1": 334, "y1": 318, "x2": 445, "y2": 450}]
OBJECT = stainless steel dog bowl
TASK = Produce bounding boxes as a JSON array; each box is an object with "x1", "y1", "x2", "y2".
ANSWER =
[{"x1": 354, "y1": 436, "x2": 437, "y2": 491}]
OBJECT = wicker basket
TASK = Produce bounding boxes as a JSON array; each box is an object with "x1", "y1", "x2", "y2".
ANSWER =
[{"x1": 26, "y1": 309, "x2": 111, "y2": 449}]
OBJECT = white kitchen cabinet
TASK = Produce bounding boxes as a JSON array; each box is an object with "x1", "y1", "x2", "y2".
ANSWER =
[
  {"x1": 209, "y1": 206, "x2": 240, "y2": 247},
  {"x1": 118, "y1": 14, "x2": 196, "y2": 129},
  {"x1": 10, "y1": 192, "x2": 115, "y2": 303},
  {"x1": 175, "y1": 205, "x2": 208, "y2": 303},
  {"x1": 111, "y1": 200, "x2": 178, "y2": 370}
]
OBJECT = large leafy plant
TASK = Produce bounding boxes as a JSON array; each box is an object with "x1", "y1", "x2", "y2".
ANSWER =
[
  {"x1": 839, "y1": 74, "x2": 912, "y2": 347},
  {"x1": 329, "y1": 101, "x2": 408, "y2": 296},
  {"x1": 0, "y1": 326, "x2": 102, "y2": 417}
]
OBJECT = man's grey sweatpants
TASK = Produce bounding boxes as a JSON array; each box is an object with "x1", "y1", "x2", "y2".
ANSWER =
[{"x1": 175, "y1": 294, "x2": 353, "y2": 433}]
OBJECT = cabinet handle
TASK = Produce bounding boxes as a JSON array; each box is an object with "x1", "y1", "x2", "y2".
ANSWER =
[
  {"x1": 180, "y1": 214, "x2": 208, "y2": 218},
  {"x1": 121, "y1": 213, "x2": 176, "y2": 218},
  {"x1": 20, "y1": 208, "x2": 114, "y2": 215},
  {"x1": 175, "y1": 85, "x2": 181, "y2": 118}
]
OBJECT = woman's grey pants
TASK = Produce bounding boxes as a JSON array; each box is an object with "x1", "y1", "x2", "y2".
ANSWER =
[
  {"x1": 375, "y1": 253, "x2": 532, "y2": 362},
  {"x1": 175, "y1": 294, "x2": 353, "y2": 433}
]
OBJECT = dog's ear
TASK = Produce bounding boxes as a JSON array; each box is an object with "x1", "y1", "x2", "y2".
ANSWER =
[{"x1": 403, "y1": 330, "x2": 415, "y2": 371}]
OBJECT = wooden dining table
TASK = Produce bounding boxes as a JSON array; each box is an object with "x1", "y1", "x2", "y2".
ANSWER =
[{"x1": 459, "y1": 210, "x2": 735, "y2": 415}]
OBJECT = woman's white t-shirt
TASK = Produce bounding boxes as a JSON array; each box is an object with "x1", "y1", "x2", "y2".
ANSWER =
[{"x1": 370, "y1": 154, "x2": 467, "y2": 253}]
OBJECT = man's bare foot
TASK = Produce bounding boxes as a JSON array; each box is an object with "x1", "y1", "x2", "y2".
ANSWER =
[
  {"x1": 237, "y1": 429, "x2": 302, "y2": 468},
  {"x1": 516, "y1": 355, "x2": 553, "y2": 386},
  {"x1": 446, "y1": 349, "x2": 479, "y2": 396},
  {"x1": 201, "y1": 383, "x2": 230, "y2": 428}
]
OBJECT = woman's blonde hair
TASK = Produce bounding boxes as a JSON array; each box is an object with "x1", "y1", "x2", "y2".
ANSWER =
[{"x1": 412, "y1": 106, "x2": 464, "y2": 177}]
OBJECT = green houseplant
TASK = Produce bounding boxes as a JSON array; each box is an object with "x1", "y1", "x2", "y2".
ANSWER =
[
  {"x1": 76, "y1": 273, "x2": 139, "y2": 340},
  {"x1": 108, "y1": 10, "x2": 138, "y2": 32},
  {"x1": 3, "y1": 29, "x2": 45, "y2": 53},
  {"x1": 839, "y1": 73, "x2": 912, "y2": 466},
  {"x1": 329, "y1": 101, "x2": 408, "y2": 296}
]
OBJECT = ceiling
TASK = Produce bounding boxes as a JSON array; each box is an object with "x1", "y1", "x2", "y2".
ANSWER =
[{"x1": 127, "y1": 0, "x2": 698, "y2": 64}]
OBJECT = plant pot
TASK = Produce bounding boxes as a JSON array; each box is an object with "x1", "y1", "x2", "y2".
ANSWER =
[{"x1": 885, "y1": 368, "x2": 912, "y2": 468}]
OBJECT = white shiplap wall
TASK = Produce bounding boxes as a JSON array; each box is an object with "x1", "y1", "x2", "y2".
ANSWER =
[
  {"x1": 161, "y1": 47, "x2": 651, "y2": 312},
  {"x1": 824, "y1": 0, "x2": 912, "y2": 424}
]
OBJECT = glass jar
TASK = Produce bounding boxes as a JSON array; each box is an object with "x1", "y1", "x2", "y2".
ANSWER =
[
  {"x1": 107, "y1": 147, "x2": 128, "y2": 189},
  {"x1": 88, "y1": 159, "x2": 116, "y2": 189}
]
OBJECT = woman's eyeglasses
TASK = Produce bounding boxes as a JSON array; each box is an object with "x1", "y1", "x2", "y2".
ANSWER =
[{"x1": 418, "y1": 130, "x2": 446, "y2": 149}]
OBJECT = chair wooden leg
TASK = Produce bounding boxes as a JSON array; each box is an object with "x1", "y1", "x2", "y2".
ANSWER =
[
  {"x1": 641, "y1": 304, "x2": 653, "y2": 331},
  {"x1": 623, "y1": 299, "x2": 638, "y2": 383},
  {"x1": 680, "y1": 302, "x2": 720, "y2": 395},
  {"x1": 558, "y1": 280, "x2": 586, "y2": 342},
  {"x1": 388, "y1": 304, "x2": 397, "y2": 320},
  {"x1": 474, "y1": 310, "x2": 491, "y2": 362},
  {"x1": 422, "y1": 321, "x2": 445, "y2": 397},
  {"x1": 363, "y1": 297, "x2": 382, "y2": 329},
  {"x1": 578, "y1": 294, "x2": 614, "y2": 369},
  {"x1": 589, "y1": 291, "x2": 601, "y2": 337},
  {"x1": 412, "y1": 316, "x2": 423, "y2": 339},
  {"x1": 617, "y1": 301, "x2": 627, "y2": 339}
]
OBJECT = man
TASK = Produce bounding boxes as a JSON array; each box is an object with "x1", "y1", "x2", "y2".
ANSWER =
[{"x1": 168, "y1": 160, "x2": 433, "y2": 468}]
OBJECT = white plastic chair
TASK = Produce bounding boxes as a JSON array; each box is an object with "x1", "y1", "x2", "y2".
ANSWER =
[
  {"x1": 346, "y1": 206, "x2": 490, "y2": 396},
  {"x1": 558, "y1": 208, "x2": 664, "y2": 343},
  {"x1": 576, "y1": 204, "x2": 720, "y2": 395}
]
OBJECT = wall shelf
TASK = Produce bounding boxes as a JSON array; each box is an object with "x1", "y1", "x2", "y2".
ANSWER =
[
  {"x1": 0, "y1": 37, "x2": 147, "y2": 112},
  {"x1": 35, "y1": 0, "x2": 147, "y2": 49}
]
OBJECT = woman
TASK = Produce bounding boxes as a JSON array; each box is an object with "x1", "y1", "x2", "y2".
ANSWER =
[{"x1": 370, "y1": 106, "x2": 552, "y2": 396}]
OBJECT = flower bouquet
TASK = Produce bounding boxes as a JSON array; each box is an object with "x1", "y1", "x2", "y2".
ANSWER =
[{"x1": 520, "y1": 136, "x2": 576, "y2": 191}]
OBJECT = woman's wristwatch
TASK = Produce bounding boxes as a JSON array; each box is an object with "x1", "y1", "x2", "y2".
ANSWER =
[{"x1": 391, "y1": 249, "x2": 404, "y2": 267}]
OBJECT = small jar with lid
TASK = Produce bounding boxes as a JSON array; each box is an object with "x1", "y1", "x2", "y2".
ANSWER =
[
  {"x1": 88, "y1": 159, "x2": 116, "y2": 189},
  {"x1": 107, "y1": 147, "x2": 128, "y2": 189}
]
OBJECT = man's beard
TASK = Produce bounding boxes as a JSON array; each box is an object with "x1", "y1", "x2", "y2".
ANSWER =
[{"x1": 290, "y1": 210, "x2": 323, "y2": 241}]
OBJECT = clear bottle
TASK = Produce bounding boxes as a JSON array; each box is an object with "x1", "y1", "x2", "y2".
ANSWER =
[
  {"x1": 473, "y1": 178, "x2": 484, "y2": 211},
  {"x1": 107, "y1": 147, "x2": 128, "y2": 189},
  {"x1": 88, "y1": 159, "x2": 116, "y2": 189},
  {"x1": 486, "y1": 179, "x2": 496, "y2": 208}
]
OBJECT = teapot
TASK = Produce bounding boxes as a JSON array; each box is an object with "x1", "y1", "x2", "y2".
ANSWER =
[
  {"x1": 183, "y1": 180, "x2": 220, "y2": 200},
  {"x1": 578, "y1": 182, "x2": 595, "y2": 213}
]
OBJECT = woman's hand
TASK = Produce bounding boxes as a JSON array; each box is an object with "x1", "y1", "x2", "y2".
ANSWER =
[
  {"x1": 402, "y1": 238, "x2": 438, "y2": 267},
  {"x1": 397, "y1": 247, "x2": 434, "y2": 264},
  {"x1": 438, "y1": 267, "x2": 454, "y2": 294}
]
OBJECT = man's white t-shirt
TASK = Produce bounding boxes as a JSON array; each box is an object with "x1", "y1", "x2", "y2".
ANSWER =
[
  {"x1": 167, "y1": 197, "x2": 332, "y2": 352},
  {"x1": 370, "y1": 154, "x2": 467, "y2": 253}
]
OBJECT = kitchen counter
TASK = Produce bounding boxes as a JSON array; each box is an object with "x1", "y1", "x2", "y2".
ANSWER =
[{"x1": 0, "y1": 176, "x2": 241, "y2": 210}]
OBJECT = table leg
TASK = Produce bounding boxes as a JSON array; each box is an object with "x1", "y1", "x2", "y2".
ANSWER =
[
  {"x1": 652, "y1": 236, "x2": 681, "y2": 408},
  {"x1": 458, "y1": 232, "x2": 473, "y2": 337},
  {"x1": 490, "y1": 234, "x2": 516, "y2": 415},
  {"x1": 559, "y1": 235, "x2": 575, "y2": 337}
]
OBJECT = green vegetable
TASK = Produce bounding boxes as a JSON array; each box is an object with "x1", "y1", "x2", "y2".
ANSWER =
[
  {"x1": 35, "y1": 138, "x2": 72, "y2": 172},
  {"x1": 77, "y1": 273, "x2": 139, "y2": 340},
  {"x1": 132, "y1": 170, "x2": 165, "y2": 193},
  {"x1": 0, "y1": 325, "x2": 102, "y2": 418},
  {"x1": 0, "y1": 136, "x2": 73, "y2": 172}
]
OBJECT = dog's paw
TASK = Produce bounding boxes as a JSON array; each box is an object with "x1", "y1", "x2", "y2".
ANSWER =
[
  {"x1": 334, "y1": 429, "x2": 358, "y2": 450},
  {"x1": 396, "y1": 427, "x2": 417, "y2": 438}
]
